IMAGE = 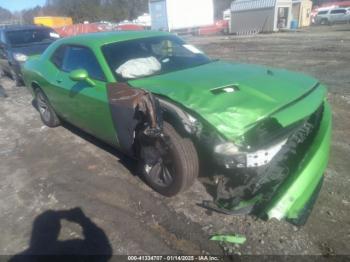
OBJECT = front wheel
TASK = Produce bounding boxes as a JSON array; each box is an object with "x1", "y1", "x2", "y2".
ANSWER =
[
  {"x1": 140, "y1": 122, "x2": 199, "y2": 197},
  {"x1": 35, "y1": 88, "x2": 61, "y2": 127},
  {"x1": 9, "y1": 67, "x2": 22, "y2": 87},
  {"x1": 320, "y1": 19, "x2": 328, "y2": 25}
]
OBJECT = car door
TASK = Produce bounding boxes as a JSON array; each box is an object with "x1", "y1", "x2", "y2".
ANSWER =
[
  {"x1": 329, "y1": 9, "x2": 345, "y2": 22},
  {"x1": 336, "y1": 9, "x2": 347, "y2": 22},
  {"x1": 52, "y1": 45, "x2": 118, "y2": 146}
]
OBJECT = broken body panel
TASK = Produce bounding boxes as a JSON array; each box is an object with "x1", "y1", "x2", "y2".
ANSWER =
[
  {"x1": 22, "y1": 32, "x2": 332, "y2": 225},
  {"x1": 129, "y1": 61, "x2": 331, "y2": 225}
]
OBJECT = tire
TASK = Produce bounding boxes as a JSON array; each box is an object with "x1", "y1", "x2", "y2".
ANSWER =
[
  {"x1": 141, "y1": 122, "x2": 199, "y2": 197},
  {"x1": 35, "y1": 88, "x2": 60, "y2": 127},
  {"x1": 9, "y1": 66, "x2": 22, "y2": 87},
  {"x1": 320, "y1": 19, "x2": 328, "y2": 25}
]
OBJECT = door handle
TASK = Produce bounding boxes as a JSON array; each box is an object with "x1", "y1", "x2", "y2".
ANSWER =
[{"x1": 56, "y1": 79, "x2": 62, "y2": 83}]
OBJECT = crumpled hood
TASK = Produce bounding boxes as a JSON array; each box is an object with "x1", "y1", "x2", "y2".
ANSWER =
[{"x1": 129, "y1": 61, "x2": 325, "y2": 141}]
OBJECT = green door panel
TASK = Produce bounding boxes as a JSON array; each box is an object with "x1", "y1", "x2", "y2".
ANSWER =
[{"x1": 52, "y1": 70, "x2": 118, "y2": 147}]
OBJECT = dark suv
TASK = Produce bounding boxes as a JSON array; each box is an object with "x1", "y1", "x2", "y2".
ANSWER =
[{"x1": 0, "y1": 25, "x2": 59, "y2": 86}]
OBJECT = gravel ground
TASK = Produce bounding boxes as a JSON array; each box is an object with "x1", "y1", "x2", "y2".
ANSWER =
[{"x1": 0, "y1": 24, "x2": 349, "y2": 257}]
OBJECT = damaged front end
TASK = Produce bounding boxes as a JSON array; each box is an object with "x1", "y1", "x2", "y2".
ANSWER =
[
  {"x1": 107, "y1": 82, "x2": 164, "y2": 157},
  {"x1": 204, "y1": 99, "x2": 332, "y2": 225},
  {"x1": 107, "y1": 80, "x2": 331, "y2": 225}
]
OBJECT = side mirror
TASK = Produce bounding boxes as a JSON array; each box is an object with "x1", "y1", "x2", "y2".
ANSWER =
[{"x1": 69, "y1": 69, "x2": 95, "y2": 86}]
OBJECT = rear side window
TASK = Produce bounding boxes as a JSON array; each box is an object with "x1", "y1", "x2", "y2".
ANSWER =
[
  {"x1": 317, "y1": 11, "x2": 328, "y2": 15},
  {"x1": 51, "y1": 45, "x2": 66, "y2": 69},
  {"x1": 330, "y1": 9, "x2": 346, "y2": 14},
  {"x1": 62, "y1": 46, "x2": 106, "y2": 81}
]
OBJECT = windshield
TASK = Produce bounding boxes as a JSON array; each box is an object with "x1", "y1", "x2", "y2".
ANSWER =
[
  {"x1": 102, "y1": 35, "x2": 211, "y2": 80},
  {"x1": 6, "y1": 29, "x2": 58, "y2": 46}
]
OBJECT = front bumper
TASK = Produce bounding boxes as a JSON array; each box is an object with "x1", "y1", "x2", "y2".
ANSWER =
[
  {"x1": 208, "y1": 101, "x2": 332, "y2": 225},
  {"x1": 264, "y1": 101, "x2": 332, "y2": 222}
]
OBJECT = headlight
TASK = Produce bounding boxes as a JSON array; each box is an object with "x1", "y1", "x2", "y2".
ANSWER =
[
  {"x1": 214, "y1": 142, "x2": 239, "y2": 155},
  {"x1": 49, "y1": 32, "x2": 60, "y2": 38},
  {"x1": 184, "y1": 113, "x2": 202, "y2": 135},
  {"x1": 214, "y1": 142, "x2": 246, "y2": 168},
  {"x1": 14, "y1": 53, "x2": 28, "y2": 62}
]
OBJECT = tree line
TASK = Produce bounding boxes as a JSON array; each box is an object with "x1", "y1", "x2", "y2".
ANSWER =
[
  {"x1": 0, "y1": 0, "x2": 149, "y2": 24},
  {"x1": 1, "y1": 0, "x2": 342, "y2": 25},
  {"x1": 1, "y1": 0, "x2": 232, "y2": 25}
]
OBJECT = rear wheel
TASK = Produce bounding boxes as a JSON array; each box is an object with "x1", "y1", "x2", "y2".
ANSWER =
[
  {"x1": 35, "y1": 88, "x2": 60, "y2": 127},
  {"x1": 140, "y1": 122, "x2": 199, "y2": 197}
]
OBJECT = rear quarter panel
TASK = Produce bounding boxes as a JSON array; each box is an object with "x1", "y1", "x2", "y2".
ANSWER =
[{"x1": 23, "y1": 55, "x2": 60, "y2": 103}]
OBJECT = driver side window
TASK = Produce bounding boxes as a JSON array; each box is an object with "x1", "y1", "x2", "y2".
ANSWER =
[
  {"x1": 51, "y1": 45, "x2": 66, "y2": 69},
  {"x1": 61, "y1": 45, "x2": 106, "y2": 81}
]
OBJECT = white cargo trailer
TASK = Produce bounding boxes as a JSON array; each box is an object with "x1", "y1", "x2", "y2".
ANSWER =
[{"x1": 149, "y1": 0, "x2": 214, "y2": 32}]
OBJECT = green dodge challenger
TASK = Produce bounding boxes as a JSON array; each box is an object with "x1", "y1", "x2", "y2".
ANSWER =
[{"x1": 22, "y1": 31, "x2": 332, "y2": 225}]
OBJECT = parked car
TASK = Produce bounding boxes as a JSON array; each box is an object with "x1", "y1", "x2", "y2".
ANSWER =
[
  {"x1": 22, "y1": 31, "x2": 332, "y2": 225},
  {"x1": 0, "y1": 25, "x2": 59, "y2": 86},
  {"x1": 315, "y1": 8, "x2": 350, "y2": 25}
]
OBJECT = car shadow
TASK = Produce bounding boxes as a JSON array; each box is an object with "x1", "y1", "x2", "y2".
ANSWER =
[
  {"x1": 31, "y1": 98, "x2": 221, "y2": 201},
  {"x1": 62, "y1": 119, "x2": 224, "y2": 205},
  {"x1": 63, "y1": 120, "x2": 138, "y2": 174},
  {"x1": 9, "y1": 208, "x2": 113, "y2": 261},
  {"x1": 31, "y1": 98, "x2": 137, "y2": 175},
  {"x1": 64, "y1": 120, "x2": 224, "y2": 203}
]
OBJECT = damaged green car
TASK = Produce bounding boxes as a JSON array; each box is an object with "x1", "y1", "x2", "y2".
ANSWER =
[{"x1": 22, "y1": 31, "x2": 332, "y2": 225}]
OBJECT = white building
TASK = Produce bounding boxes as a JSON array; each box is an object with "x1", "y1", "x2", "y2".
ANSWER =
[
  {"x1": 229, "y1": 0, "x2": 293, "y2": 34},
  {"x1": 292, "y1": 0, "x2": 313, "y2": 27},
  {"x1": 149, "y1": 0, "x2": 214, "y2": 32},
  {"x1": 133, "y1": 13, "x2": 152, "y2": 27}
]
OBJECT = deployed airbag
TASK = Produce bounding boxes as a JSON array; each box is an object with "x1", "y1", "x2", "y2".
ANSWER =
[{"x1": 116, "y1": 57, "x2": 161, "y2": 79}]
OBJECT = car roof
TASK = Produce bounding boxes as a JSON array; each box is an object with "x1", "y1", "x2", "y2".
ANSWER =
[
  {"x1": 331, "y1": 7, "x2": 346, "y2": 11},
  {"x1": 0, "y1": 24, "x2": 51, "y2": 32},
  {"x1": 56, "y1": 31, "x2": 172, "y2": 49}
]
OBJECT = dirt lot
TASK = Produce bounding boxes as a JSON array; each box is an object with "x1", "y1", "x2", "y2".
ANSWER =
[{"x1": 0, "y1": 25, "x2": 349, "y2": 257}]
